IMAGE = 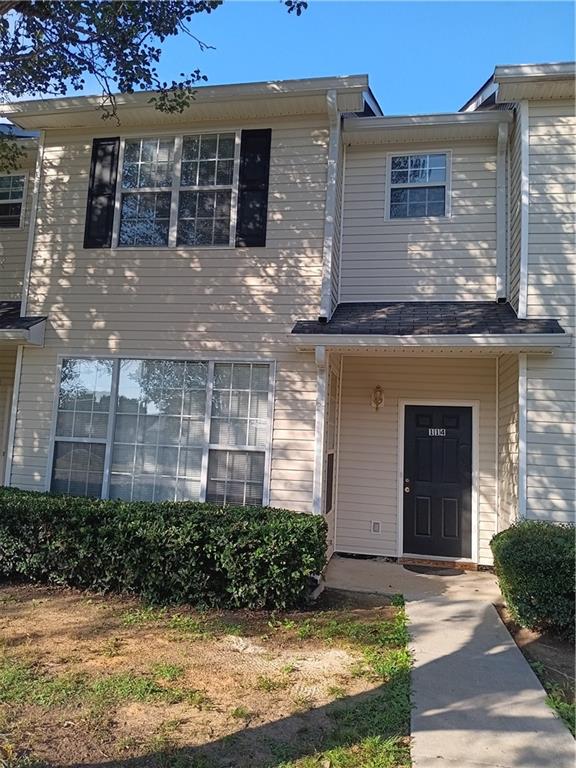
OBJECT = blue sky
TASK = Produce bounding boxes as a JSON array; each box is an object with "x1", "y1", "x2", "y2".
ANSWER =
[{"x1": 152, "y1": 0, "x2": 574, "y2": 114}]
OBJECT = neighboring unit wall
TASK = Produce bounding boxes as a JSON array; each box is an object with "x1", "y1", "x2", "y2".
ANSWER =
[
  {"x1": 336, "y1": 354, "x2": 497, "y2": 564},
  {"x1": 0, "y1": 153, "x2": 36, "y2": 301},
  {"x1": 497, "y1": 354, "x2": 519, "y2": 530},
  {"x1": 340, "y1": 141, "x2": 498, "y2": 301},
  {"x1": 525, "y1": 99, "x2": 576, "y2": 523},
  {"x1": 8, "y1": 119, "x2": 329, "y2": 512}
]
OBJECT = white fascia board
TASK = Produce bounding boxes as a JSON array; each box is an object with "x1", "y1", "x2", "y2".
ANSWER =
[
  {"x1": 494, "y1": 62, "x2": 576, "y2": 83},
  {"x1": 2, "y1": 75, "x2": 369, "y2": 127},
  {"x1": 0, "y1": 321, "x2": 46, "y2": 347},
  {"x1": 344, "y1": 111, "x2": 513, "y2": 132},
  {"x1": 291, "y1": 333, "x2": 571, "y2": 350}
]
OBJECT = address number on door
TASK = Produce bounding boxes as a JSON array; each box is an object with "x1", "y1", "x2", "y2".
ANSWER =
[{"x1": 428, "y1": 428, "x2": 446, "y2": 437}]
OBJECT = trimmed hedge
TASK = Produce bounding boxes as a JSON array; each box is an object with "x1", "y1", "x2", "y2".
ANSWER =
[
  {"x1": 490, "y1": 520, "x2": 575, "y2": 639},
  {"x1": 0, "y1": 487, "x2": 327, "y2": 610}
]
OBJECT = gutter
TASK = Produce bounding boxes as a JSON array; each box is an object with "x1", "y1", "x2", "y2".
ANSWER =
[{"x1": 291, "y1": 332, "x2": 571, "y2": 351}]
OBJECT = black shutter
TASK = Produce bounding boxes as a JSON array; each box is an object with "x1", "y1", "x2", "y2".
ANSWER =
[
  {"x1": 235, "y1": 129, "x2": 271, "y2": 247},
  {"x1": 84, "y1": 137, "x2": 120, "y2": 248}
]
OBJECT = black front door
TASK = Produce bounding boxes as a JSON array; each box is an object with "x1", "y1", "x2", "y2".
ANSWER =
[{"x1": 403, "y1": 405, "x2": 472, "y2": 558}]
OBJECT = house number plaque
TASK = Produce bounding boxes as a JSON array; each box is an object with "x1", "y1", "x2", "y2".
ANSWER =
[{"x1": 428, "y1": 428, "x2": 446, "y2": 437}]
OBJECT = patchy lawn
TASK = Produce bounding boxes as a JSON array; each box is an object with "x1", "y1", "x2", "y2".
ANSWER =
[
  {"x1": 0, "y1": 584, "x2": 411, "y2": 767},
  {"x1": 497, "y1": 605, "x2": 575, "y2": 736}
]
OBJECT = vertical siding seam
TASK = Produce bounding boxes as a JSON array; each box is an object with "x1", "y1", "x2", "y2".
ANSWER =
[
  {"x1": 20, "y1": 130, "x2": 45, "y2": 317},
  {"x1": 3, "y1": 345, "x2": 24, "y2": 486},
  {"x1": 518, "y1": 353, "x2": 527, "y2": 518},
  {"x1": 518, "y1": 101, "x2": 530, "y2": 318}
]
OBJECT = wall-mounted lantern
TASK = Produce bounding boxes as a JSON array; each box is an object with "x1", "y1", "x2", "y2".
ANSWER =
[{"x1": 370, "y1": 385, "x2": 384, "y2": 411}]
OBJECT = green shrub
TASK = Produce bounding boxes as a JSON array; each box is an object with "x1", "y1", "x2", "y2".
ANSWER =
[
  {"x1": 490, "y1": 520, "x2": 575, "y2": 639},
  {"x1": 0, "y1": 487, "x2": 327, "y2": 610}
]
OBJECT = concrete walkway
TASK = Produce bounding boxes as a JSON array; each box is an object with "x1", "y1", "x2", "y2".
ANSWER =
[{"x1": 325, "y1": 555, "x2": 575, "y2": 768}]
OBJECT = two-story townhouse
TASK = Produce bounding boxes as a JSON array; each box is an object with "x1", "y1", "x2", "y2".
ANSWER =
[{"x1": 0, "y1": 63, "x2": 573, "y2": 573}]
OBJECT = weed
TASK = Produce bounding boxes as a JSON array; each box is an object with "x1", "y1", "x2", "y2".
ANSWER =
[
  {"x1": 255, "y1": 675, "x2": 289, "y2": 693},
  {"x1": 168, "y1": 614, "x2": 211, "y2": 638},
  {"x1": 546, "y1": 687, "x2": 575, "y2": 736},
  {"x1": 121, "y1": 607, "x2": 166, "y2": 627},
  {"x1": 230, "y1": 705, "x2": 252, "y2": 720},
  {"x1": 327, "y1": 685, "x2": 347, "y2": 699},
  {"x1": 187, "y1": 689, "x2": 213, "y2": 710},
  {"x1": 151, "y1": 663, "x2": 185, "y2": 682},
  {"x1": 292, "y1": 693, "x2": 315, "y2": 712},
  {"x1": 281, "y1": 663, "x2": 298, "y2": 675},
  {"x1": 99, "y1": 637, "x2": 123, "y2": 658}
]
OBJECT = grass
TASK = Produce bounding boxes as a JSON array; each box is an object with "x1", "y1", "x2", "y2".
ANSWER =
[
  {"x1": 0, "y1": 657, "x2": 202, "y2": 712},
  {"x1": 0, "y1": 586, "x2": 411, "y2": 767}
]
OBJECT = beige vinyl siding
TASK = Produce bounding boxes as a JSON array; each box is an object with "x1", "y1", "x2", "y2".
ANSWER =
[
  {"x1": 0, "y1": 155, "x2": 35, "y2": 301},
  {"x1": 335, "y1": 355, "x2": 497, "y2": 564},
  {"x1": 340, "y1": 141, "x2": 498, "y2": 302},
  {"x1": 508, "y1": 107, "x2": 522, "y2": 312},
  {"x1": 525, "y1": 100, "x2": 575, "y2": 524},
  {"x1": 10, "y1": 118, "x2": 329, "y2": 512},
  {"x1": 497, "y1": 354, "x2": 518, "y2": 530},
  {"x1": 0, "y1": 347, "x2": 17, "y2": 479}
]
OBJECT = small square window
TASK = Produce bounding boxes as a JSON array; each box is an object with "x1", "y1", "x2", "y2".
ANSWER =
[{"x1": 389, "y1": 153, "x2": 448, "y2": 219}]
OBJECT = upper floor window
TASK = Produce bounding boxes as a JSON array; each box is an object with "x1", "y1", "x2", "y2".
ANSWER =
[
  {"x1": 388, "y1": 153, "x2": 449, "y2": 219},
  {"x1": 0, "y1": 173, "x2": 26, "y2": 228},
  {"x1": 116, "y1": 132, "x2": 239, "y2": 248}
]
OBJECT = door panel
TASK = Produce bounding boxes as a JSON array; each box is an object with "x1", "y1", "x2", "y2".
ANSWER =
[{"x1": 403, "y1": 405, "x2": 472, "y2": 558}]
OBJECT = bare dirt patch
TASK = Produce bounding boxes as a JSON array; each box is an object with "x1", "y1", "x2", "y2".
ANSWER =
[{"x1": 0, "y1": 584, "x2": 410, "y2": 767}]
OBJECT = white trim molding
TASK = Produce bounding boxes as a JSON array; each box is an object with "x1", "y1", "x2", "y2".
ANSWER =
[
  {"x1": 496, "y1": 121, "x2": 509, "y2": 299},
  {"x1": 397, "y1": 399, "x2": 480, "y2": 564},
  {"x1": 518, "y1": 101, "x2": 530, "y2": 319},
  {"x1": 20, "y1": 129, "x2": 45, "y2": 317},
  {"x1": 518, "y1": 353, "x2": 528, "y2": 518},
  {"x1": 319, "y1": 90, "x2": 341, "y2": 320},
  {"x1": 3, "y1": 345, "x2": 24, "y2": 486},
  {"x1": 312, "y1": 346, "x2": 327, "y2": 514}
]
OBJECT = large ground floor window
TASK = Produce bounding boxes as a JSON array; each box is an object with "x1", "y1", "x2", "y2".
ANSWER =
[{"x1": 50, "y1": 358, "x2": 273, "y2": 505}]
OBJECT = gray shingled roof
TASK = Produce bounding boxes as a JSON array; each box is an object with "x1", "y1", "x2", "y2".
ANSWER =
[
  {"x1": 292, "y1": 302, "x2": 565, "y2": 336},
  {"x1": 0, "y1": 301, "x2": 46, "y2": 330}
]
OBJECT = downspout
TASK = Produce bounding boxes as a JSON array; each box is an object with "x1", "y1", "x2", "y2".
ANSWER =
[
  {"x1": 496, "y1": 122, "x2": 509, "y2": 300},
  {"x1": 21, "y1": 129, "x2": 45, "y2": 317},
  {"x1": 319, "y1": 90, "x2": 341, "y2": 321}
]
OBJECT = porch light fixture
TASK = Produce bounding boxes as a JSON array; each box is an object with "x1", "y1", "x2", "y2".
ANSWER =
[{"x1": 370, "y1": 385, "x2": 384, "y2": 411}]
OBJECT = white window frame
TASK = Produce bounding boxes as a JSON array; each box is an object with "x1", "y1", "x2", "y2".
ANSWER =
[
  {"x1": 385, "y1": 150, "x2": 452, "y2": 221},
  {"x1": 111, "y1": 131, "x2": 241, "y2": 249},
  {"x1": 46, "y1": 355, "x2": 276, "y2": 506},
  {"x1": 0, "y1": 172, "x2": 28, "y2": 229}
]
